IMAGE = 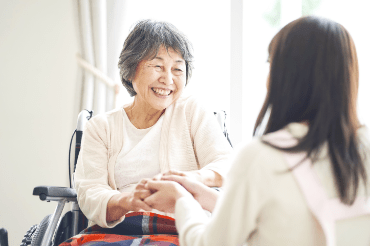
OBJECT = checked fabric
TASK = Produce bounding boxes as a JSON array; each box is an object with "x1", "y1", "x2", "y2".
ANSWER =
[{"x1": 60, "y1": 212, "x2": 179, "y2": 246}]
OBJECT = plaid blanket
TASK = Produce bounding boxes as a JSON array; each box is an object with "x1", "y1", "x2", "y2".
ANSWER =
[{"x1": 60, "y1": 212, "x2": 179, "y2": 246}]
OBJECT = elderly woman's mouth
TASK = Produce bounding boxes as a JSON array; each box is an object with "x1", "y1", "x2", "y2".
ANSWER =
[{"x1": 152, "y1": 88, "x2": 173, "y2": 96}]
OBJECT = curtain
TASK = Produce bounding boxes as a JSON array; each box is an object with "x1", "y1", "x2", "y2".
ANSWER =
[{"x1": 73, "y1": 0, "x2": 126, "y2": 115}]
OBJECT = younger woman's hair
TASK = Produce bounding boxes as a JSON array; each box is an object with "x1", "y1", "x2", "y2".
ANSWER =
[{"x1": 254, "y1": 16, "x2": 366, "y2": 205}]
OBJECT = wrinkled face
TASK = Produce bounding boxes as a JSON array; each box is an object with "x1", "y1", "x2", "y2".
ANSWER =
[{"x1": 132, "y1": 46, "x2": 186, "y2": 111}]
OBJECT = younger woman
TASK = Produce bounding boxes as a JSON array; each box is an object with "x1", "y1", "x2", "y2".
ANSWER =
[{"x1": 144, "y1": 16, "x2": 370, "y2": 246}]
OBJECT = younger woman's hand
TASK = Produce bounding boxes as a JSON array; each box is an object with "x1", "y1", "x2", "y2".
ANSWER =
[
  {"x1": 162, "y1": 169, "x2": 223, "y2": 187},
  {"x1": 161, "y1": 174, "x2": 203, "y2": 197},
  {"x1": 161, "y1": 175, "x2": 220, "y2": 212},
  {"x1": 162, "y1": 170, "x2": 202, "y2": 183},
  {"x1": 144, "y1": 180, "x2": 192, "y2": 213}
]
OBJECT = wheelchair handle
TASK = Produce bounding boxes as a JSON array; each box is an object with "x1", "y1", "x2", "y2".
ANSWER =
[
  {"x1": 76, "y1": 110, "x2": 93, "y2": 131},
  {"x1": 0, "y1": 228, "x2": 8, "y2": 246}
]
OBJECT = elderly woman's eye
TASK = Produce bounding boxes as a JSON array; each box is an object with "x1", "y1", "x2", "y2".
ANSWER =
[
  {"x1": 153, "y1": 65, "x2": 162, "y2": 71},
  {"x1": 173, "y1": 68, "x2": 184, "y2": 75}
]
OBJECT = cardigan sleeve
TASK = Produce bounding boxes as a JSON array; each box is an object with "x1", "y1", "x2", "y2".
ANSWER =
[
  {"x1": 74, "y1": 115, "x2": 125, "y2": 228},
  {"x1": 186, "y1": 97, "x2": 233, "y2": 178},
  {"x1": 175, "y1": 140, "x2": 273, "y2": 246}
]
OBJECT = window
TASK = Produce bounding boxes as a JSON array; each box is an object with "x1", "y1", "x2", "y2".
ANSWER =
[{"x1": 242, "y1": 0, "x2": 370, "y2": 143}]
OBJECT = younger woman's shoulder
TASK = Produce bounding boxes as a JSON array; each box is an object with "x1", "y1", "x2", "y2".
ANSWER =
[
  {"x1": 231, "y1": 137, "x2": 287, "y2": 174},
  {"x1": 234, "y1": 138, "x2": 272, "y2": 161}
]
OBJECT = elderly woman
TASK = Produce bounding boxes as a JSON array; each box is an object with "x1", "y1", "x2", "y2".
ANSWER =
[{"x1": 74, "y1": 19, "x2": 232, "y2": 229}]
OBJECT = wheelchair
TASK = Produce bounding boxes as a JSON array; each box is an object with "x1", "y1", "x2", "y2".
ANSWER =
[{"x1": 0, "y1": 109, "x2": 232, "y2": 246}]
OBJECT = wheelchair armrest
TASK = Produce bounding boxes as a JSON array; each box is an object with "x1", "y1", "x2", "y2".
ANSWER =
[{"x1": 33, "y1": 186, "x2": 77, "y2": 202}]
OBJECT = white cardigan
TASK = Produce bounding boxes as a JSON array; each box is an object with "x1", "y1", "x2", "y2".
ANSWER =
[
  {"x1": 175, "y1": 123, "x2": 370, "y2": 246},
  {"x1": 74, "y1": 95, "x2": 232, "y2": 228}
]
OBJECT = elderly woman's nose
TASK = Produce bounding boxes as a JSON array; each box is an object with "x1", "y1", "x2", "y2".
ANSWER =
[{"x1": 161, "y1": 70, "x2": 174, "y2": 85}]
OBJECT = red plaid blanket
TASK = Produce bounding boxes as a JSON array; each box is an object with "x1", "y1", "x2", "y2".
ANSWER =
[{"x1": 60, "y1": 212, "x2": 179, "y2": 246}]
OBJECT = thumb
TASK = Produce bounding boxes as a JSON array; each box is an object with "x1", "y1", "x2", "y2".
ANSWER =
[
  {"x1": 145, "y1": 180, "x2": 165, "y2": 191},
  {"x1": 168, "y1": 169, "x2": 185, "y2": 176},
  {"x1": 161, "y1": 175, "x2": 186, "y2": 185}
]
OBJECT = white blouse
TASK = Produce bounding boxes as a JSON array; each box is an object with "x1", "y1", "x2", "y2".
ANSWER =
[{"x1": 114, "y1": 109, "x2": 163, "y2": 192}]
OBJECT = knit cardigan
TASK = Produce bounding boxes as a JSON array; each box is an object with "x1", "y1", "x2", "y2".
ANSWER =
[{"x1": 74, "y1": 95, "x2": 233, "y2": 228}]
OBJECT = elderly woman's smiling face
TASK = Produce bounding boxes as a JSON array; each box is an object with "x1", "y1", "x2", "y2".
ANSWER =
[{"x1": 132, "y1": 46, "x2": 186, "y2": 112}]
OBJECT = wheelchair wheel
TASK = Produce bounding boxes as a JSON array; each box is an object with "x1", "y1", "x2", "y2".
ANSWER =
[
  {"x1": 20, "y1": 224, "x2": 37, "y2": 246},
  {"x1": 29, "y1": 214, "x2": 52, "y2": 246}
]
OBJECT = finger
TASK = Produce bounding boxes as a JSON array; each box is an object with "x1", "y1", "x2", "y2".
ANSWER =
[
  {"x1": 133, "y1": 199, "x2": 152, "y2": 212},
  {"x1": 160, "y1": 171, "x2": 171, "y2": 177},
  {"x1": 167, "y1": 170, "x2": 185, "y2": 176},
  {"x1": 161, "y1": 175, "x2": 186, "y2": 184},
  {"x1": 144, "y1": 180, "x2": 161, "y2": 191},
  {"x1": 143, "y1": 194, "x2": 155, "y2": 207},
  {"x1": 152, "y1": 173, "x2": 163, "y2": 181},
  {"x1": 140, "y1": 190, "x2": 152, "y2": 200},
  {"x1": 135, "y1": 183, "x2": 146, "y2": 190},
  {"x1": 139, "y1": 178, "x2": 150, "y2": 185},
  {"x1": 144, "y1": 193, "x2": 162, "y2": 208},
  {"x1": 134, "y1": 189, "x2": 152, "y2": 200},
  {"x1": 145, "y1": 180, "x2": 171, "y2": 192}
]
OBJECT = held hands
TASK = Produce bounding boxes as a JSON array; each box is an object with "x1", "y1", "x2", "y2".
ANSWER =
[
  {"x1": 144, "y1": 180, "x2": 193, "y2": 213},
  {"x1": 125, "y1": 179, "x2": 153, "y2": 212},
  {"x1": 107, "y1": 171, "x2": 213, "y2": 222},
  {"x1": 141, "y1": 170, "x2": 219, "y2": 213},
  {"x1": 108, "y1": 170, "x2": 220, "y2": 222},
  {"x1": 106, "y1": 179, "x2": 153, "y2": 223},
  {"x1": 161, "y1": 174, "x2": 219, "y2": 212},
  {"x1": 139, "y1": 170, "x2": 202, "y2": 213},
  {"x1": 124, "y1": 173, "x2": 196, "y2": 213}
]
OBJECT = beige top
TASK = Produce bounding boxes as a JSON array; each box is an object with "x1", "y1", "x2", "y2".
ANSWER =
[
  {"x1": 74, "y1": 95, "x2": 233, "y2": 228},
  {"x1": 114, "y1": 109, "x2": 162, "y2": 192},
  {"x1": 175, "y1": 123, "x2": 370, "y2": 246}
]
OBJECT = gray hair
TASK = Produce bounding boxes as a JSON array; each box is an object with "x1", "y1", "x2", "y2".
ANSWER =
[{"x1": 118, "y1": 19, "x2": 194, "y2": 97}]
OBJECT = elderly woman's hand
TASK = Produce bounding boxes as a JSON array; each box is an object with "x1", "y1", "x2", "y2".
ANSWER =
[
  {"x1": 127, "y1": 179, "x2": 153, "y2": 211},
  {"x1": 162, "y1": 170, "x2": 202, "y2": 182},
  {"x1": 106, "y1": 179, "x2": 153, "y2": 223},
  {"x1": 144, "y1": 180, "x2": 192, "y2": 213}
]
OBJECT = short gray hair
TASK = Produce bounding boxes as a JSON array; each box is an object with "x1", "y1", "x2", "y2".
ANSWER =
[{"x1": 118, "y1": 19, "x2": 194, "y2": 97}]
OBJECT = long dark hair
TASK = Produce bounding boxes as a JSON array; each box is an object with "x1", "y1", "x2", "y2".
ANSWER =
[{"x1": 254, "y1": 16, "x2": 367, "y2": 205}]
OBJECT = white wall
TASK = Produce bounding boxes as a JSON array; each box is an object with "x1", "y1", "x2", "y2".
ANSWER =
[{"x1": 0, "y1": 1, "x2": 78, "y2": 245}]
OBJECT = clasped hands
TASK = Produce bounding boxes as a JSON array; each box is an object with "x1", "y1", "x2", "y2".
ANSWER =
[{"x1": 130, "y1": 170, "x2": 215, "y2": 213}]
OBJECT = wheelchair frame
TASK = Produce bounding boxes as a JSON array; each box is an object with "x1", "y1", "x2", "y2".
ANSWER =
[{"x1": 31, "y1": 109, "x2": 92, "y2": 246}]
